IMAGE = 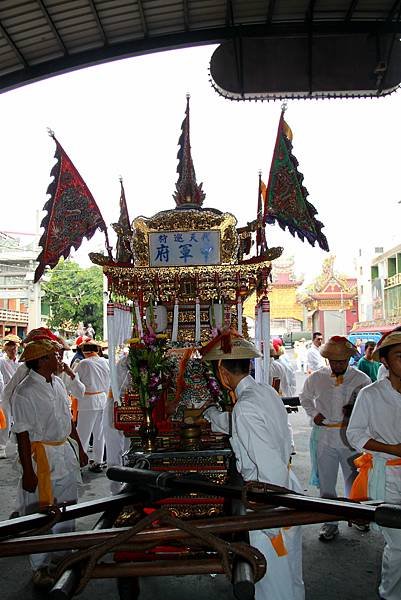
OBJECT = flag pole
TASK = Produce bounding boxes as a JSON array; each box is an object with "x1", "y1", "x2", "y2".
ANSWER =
[{"x1": 256, "y1": 170, "x2": 262, "y2": 257}]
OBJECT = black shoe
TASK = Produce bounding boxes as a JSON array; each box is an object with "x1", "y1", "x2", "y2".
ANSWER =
[
  {"x1": 32, "y1": 567, "x2": 55, "y2": 589},
  {"x1": 319, "y1": 524, "x2": 339, "y2": 541},
  {"x1": 352, "y1": 521, "x2": 370, "y2": 532},
  {"x1": 88, "y1": 463, "x2": 102, "y2": 473}
]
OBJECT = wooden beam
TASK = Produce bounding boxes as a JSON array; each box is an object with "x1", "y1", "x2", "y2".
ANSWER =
[
  {"x1": 183, "y1": 0, "x2": 190, "y2": 32},
  {"x1": 387, "y1": 0, "x2": 401, "y2": 22},
  {"x1": 36, "y1": 0, "x2": 68, "y2": 53},
  {"x1": 266, "y1": 0, "x2": 276, "y2": 25},
  {"x1": 305, "y1": 0, "x2": 317, "y2": 22},
  {"x1": 345, "y1": 0, "x2": 359, "y2": 22},
  {"x1": 87, "y1": 0, "x2": 108, "y2": 45},
  {"x1": 226, "y1": 0, "x2": 235, "y2": 27},
  {"x1": 0, "y1": 19, "x2": 28, "y2": 68},
  {"x1": 137, "y1": 0, "x2": 149, "y2": 37}
]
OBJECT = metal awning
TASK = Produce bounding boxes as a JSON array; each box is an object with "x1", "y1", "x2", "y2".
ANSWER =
[{"x1": 1, "y1": 1, "x2": 401, "y2": 94}]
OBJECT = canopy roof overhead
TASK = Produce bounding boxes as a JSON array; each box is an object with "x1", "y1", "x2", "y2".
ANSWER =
[{"x1": 1, "y1": 1, "x2": 401, "y2": 95}]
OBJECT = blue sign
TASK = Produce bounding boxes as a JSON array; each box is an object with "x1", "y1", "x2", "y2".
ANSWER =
[{"x1": 149, "y1": 230, "x2": 220, "y2": 267}]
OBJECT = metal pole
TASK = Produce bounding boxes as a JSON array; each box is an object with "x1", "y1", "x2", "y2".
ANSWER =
[
  {"x1": 0, "y1": 492, "x2": 139, "y2": 538},
  {"x1": 107, "y1": 467, "x2": 401, "y2": 529}
]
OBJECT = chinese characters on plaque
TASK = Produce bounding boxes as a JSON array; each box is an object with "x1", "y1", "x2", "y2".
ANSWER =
[{"x1": 149, "y1": 230, "x2": 220, "y2": 267}]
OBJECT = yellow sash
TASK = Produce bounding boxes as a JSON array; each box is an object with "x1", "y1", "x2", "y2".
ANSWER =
[
  {"x1": 0, "y1": 407, "x2": 6, "y2": 430},
  {"x1": 31, "y1": 439, "x2": 67, "y2": 506},
  {"x1": 350, "y1": 453, "x2": 401, "y2": 501},
  {"x1": 323, "y1": 422, "x2": 345, "y2": 429}
]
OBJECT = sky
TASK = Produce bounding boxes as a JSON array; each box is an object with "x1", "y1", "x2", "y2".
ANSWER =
[{"x1": 1, "y1": 44, "x2": 401, "y2": 288}]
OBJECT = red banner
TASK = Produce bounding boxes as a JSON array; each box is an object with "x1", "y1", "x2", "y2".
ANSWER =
[{"x1": 34, "y1": 135, "x2": 107, "y2": 282}]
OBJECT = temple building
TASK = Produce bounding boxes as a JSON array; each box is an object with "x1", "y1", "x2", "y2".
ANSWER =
[
  {"x1": 243, "y1": 255, "x2": 305, "y2": 335},
  {"x1": 302, "y1": 255, "x2": 358, "y2": 338}
]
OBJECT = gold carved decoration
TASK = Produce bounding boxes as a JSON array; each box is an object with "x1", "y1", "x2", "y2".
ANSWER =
[
  {"x1": 103, "y1": 261, "x2": 274, "y2": 303},
  {"x1": 131, "y1": 209, "x2": 239, "y2": 266}
]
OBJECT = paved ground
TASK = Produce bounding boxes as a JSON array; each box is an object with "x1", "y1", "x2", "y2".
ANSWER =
[{"x1": 0, "y1": 363, "x2": 385, "y2": 599}]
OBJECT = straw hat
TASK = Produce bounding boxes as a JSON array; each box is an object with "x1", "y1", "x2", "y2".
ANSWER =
[
  {"x1": 55, "y1": 336, "x2": 71, "y2": 350},
  {"x1": 20, "y1": 339, "x2": 60, "y2": 362},
  {"x1": 372, "y1": 331, "x2": 401, "y2": 362},
  {"x1": 2, "y1": 334, "x2": 21, "y2": 345},
  {"x1": 24, "y1": 328, "x2": 59, "y2": 344},
  {"x1": 201, "y1": 330, "x2": 261, "y2": 361},
  {"x1": 77, "y1": 337, "x2": 102, "y2": 349},
  {"x1": 72, "y1": 335, "x2": 84, "y2": 350},
  {"x1": 320, "y1": 336, "x2": 358, "y2": 360}
]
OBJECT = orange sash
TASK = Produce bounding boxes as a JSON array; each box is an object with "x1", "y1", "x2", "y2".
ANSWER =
[
  {"x1": 350, "y1": 453, "x2": 401, "y2": 501},
  {"x1": 271, "y1": 530, "x2": 288, "y2": 557},
  {"x1": 0, "y1": 407, "x2": 6, "y2": 430},
  {"x1": 31, "y1": 439, "x2": 67, "y2": 506},
  {"x1": 70, "y1": 396, "x2": 78, "y2": 423},
  {"x1": 330, "y1": 373, "x2": 344, "y2": 386}
]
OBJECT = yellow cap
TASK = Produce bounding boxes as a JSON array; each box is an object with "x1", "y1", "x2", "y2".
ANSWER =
[
  {"x1": 20, "y1": 339, "x2": 60, "y2": 362},
  {"x1": 320, "y1": 336, "x2": 358, "y2": 360}
]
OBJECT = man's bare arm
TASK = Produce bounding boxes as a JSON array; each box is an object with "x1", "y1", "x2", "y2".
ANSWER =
[
  {"x1": 16, "y1": 431, "x2": 38, "y2": 492},
  {"x1": 364, "y1": 438, "x2": 401, "y2": 458}
]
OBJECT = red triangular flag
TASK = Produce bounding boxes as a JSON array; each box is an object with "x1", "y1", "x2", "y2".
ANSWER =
[{"x1": 34, "y1": 134, "x2": 108, "y2": 282}]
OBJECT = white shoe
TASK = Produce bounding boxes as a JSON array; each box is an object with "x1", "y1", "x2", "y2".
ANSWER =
[{"x1": 0, "y1": 447, "x2": 7, "y2": 459}]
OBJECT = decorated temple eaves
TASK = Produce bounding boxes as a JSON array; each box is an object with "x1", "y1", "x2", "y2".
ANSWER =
[{"x1": 302, "y1": 255, "x2": 358, "y2": 336}]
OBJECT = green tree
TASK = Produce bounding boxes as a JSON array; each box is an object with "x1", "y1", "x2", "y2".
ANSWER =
[{"x1": 42, "y1": 259, "x2": 104, "y2": 338}]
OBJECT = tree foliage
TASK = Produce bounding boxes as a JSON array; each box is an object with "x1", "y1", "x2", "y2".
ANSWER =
[{"x1": 42, "y1": 260, "x2": 104, "y2": 338}]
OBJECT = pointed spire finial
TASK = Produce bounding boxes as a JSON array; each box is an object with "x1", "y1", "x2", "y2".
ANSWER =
[{"x1": 173, "y1": 96, "x2": 206, "y2": 209}]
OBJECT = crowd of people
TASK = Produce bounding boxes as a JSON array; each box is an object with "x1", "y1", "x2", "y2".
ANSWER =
[
  {"x1": 0, "y1": 325, "x2": 400, "y2": 600},
  {"x1": 203, "y1": 329, "x2": 401, "y2": 600}
]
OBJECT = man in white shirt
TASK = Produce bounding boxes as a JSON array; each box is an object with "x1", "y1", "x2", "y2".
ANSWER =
[
  {"x1": 347, "y1": 331, "x2": 401, "y2": 600},
  {"x1": 270, "y1": 343, "x2": 289, "y2": 395},
  {"x1": 201, "y1": 332, "x2": 304, "y2": 600},
  {"x1": 11, "y1": 339, "x2": 87, "y2": 588},
  {"x1": 300, "y1": 335, "x2": 371, "y2": 541},
  {"x1": 74, "y1": 338, "x2": 110, "y2": 473},
  {"x1": 103, "y1": 352, "x2": 131, "y2": 493},
  {"x1": 0, "y1": 334, "x2": 21, "y2": 458},
  {"x1": 54, "y1": 337, "x2": 86, "y2": 401},
  {"x1": 306, "y1": 331, "x2": 326, "y2": 373},
  {"x1": 277, "y1": 345, "x2": 297, "y2": 396}
]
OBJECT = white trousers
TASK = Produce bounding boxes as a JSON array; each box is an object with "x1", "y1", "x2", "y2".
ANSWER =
[
  {"x1": 0, "y1": 404, "x2": 11, "y2": 448},
  {"x1": 250, "y1": 526, "x2": 304, "y2": 600},
  {"x1": 102, "y1": 399, "x2": 130, "y2": 493},
  {"x1": 377, "y1": 466, "x2": 401, "y2": 600},
  {"x1": 77, "y1": 409, "x2": 104, "y2": 464},
  {"x1": 316, "y1": 435, "x2": 358, "y2": 526},
  {"x1": 16, "y1": 472, "x2": 78, "y2": 570},
  {"x1": 379, "y1": 526, "x2": 401, "y2": 600}
]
